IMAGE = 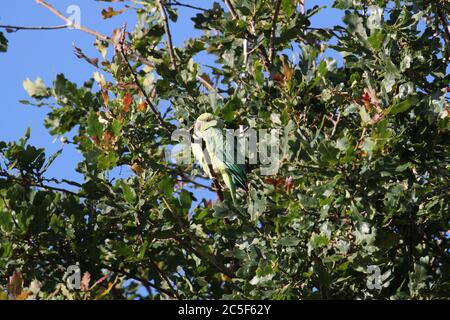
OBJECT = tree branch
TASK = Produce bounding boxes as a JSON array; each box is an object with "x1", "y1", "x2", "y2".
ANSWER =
[
  {"x1": 0, "y1": 172, "x2": 79, "y2": 197},
  {"x1": 118, "y1": 25, "x2": 174, "y2": 133},
  {"x1": 223, "y1": 0, "x2": 238, "y2": 19},
  {"x1": 299, "y1": 0, "x2": 305, "y2": 14},
  {"x1": 325, "y1": 111, "x2": 341, "y2": 138},
  {"x1": 0, "y1": 24, "x2": 68, "y2": 31},
  {"x1": 167, "y1": 0, "x2": 207, "y2": 11},
  {"x1": 99, "y1": 263, "x2": 178, "y2": 299},
  {"x1": 437, "y1": 7, "x2": 450, "y2": 61},
  {"x1": 148, "y1": 259, "x2": 180, "y2": 299},
  {"x1": 157, "y1": 0, "x2": 177, "y2": 70},
  {"x1": 36, "y1": 0, "x2": 109, "y2": 42},
  {"x1": 177, "y1": 178, "x2": 215, "y2": 191},
  {"x1": 269, "y1": 0, "x2": 282, "y2": 64},
  {"x1": 0, "y1": 193, "x2": 21, "y2": 230}
]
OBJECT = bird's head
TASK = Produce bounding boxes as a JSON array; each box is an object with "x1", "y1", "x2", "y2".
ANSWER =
[{"x1": 194, "y1": 113, "x2": 222, "y2": 133}]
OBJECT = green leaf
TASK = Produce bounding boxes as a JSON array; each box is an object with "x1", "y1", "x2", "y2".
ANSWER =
[
  {"x1": 0, "y1": 242, "x2": 12, "y2": 258},
  {"x1": 282, "y1": 0, "x2": 296, "y2": 17},
  {"x1": 159, "y1": 177, "x2": 173, "y2": 197},
  {"x1": 0, "y1": 32, "x2": 8, "y2": 52},
  {"x1": 111, "y1": 120, "x2": 122, "y2": 136},
  {"x1": 222, "y1": 97, "x2": 241, "y2": 122},
  {"x1": 318, "y1": 142, "x2": 339, "y2": 164},
  {"x1": 179, "y1": 190, "x2": 192, "y2": 209},
  {"x1": 41, "y1": 149, "x2": 63, "y2": 173},
  {"x1": 87, "y1": 111, "x2": 103, "y2": 137},
  {"x1": 395, "y1": 162, "x2": 412, "y2": 172},
  {"x1": 368, "y1": 30, "x2": 384, "y2": 50},
  {"x1": 0, "y1": 291, "x2": 7, "y2": 300},
  {"x1": 253, "y1": 61, "x2": 264, "y2": 85},
  {"x1": 121, "y1": 181, "x2": 136, "y2": 204},
  {"x1": 308, "y1": 233, "x2": 329, "y2": 254},
  {"x1": 279, "y1": 236, "x2": 300, "y2": 247},
  {"x1": 97, "y1": 152, "x2": 118, "y2": 170},
  {"x1": 138, "y1": 240, "x2": 149, "y2": 259},
  {"x1": 0, "y1": 211, "x2": 12, "y2": 232},
  {"x1": 343, "y1": 12, "x2": 367, "y2": 37},
  {"x1": 386, "y1": 97, "x2": 416, "y2": 116}
]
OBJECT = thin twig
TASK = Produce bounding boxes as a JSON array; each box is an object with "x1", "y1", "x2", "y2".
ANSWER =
[
  {"x1": 325, "y1": 112, "x2": 341, "y2": 138},
  {"x1": 148, "y1": 259, "x2": 180, "y2": 299},
  {"x1": 243, "y1": 38, "x2": 248, "y2": 66},
  {"x1": 223, "y1": 0, "x2": 238, "y2": 19},
  {"x1": 0, "y1": 24, "x2": 68, "y2": 31},
  {"x1": 437, "y1": 8, "x2": 450, "y2": 61},
  {"x1": 118, "y1": 24, "x2": 173, "y2": 133},
  {"x1": 168, "y1": 0, "x2": 207, "y2": 12},
  {"x1": 269, "y1": 0, "x2": 282, "y2": 64},
  {"x1": 36, "y1": 0, "x2": 109, "y2": 41},
  {"x1": 177, "y1": 178, "x2": 215, "y2": 191},
  {"x1": 196, "y1": 74, "x2": 223, "y2": 99},
  {"x1": 99, "y1": 263, "x2": 178, "y2": 299},
  {"x1": 0, "y1": 193, "x2": 21, "y2": 230},
  {"x1": 299, "y1": 0, "x2": 305, "y2": 14},
  {"x1": 0, "y1": 172, "x2": 79, "y2": 197},
  {"x1": 157, "y1": 0, "x2": 177, "y2": 70}
]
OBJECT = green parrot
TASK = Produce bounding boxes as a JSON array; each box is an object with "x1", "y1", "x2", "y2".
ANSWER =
[{"x1": 192, "y1": 113, "x2": 247, "y2": 205}]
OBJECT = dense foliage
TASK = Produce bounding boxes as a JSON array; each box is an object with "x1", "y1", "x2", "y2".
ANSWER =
[{"x1": 0, "y1": 0, "x2": 449, "y2": 299}]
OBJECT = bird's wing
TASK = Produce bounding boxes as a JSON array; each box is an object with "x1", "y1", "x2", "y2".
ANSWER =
[
  {"x1": 223, "y1": 140, "x2": 247, "y2": 191},
  {"x1": 225, "y1": 162, "x2": 247, "y2": 191},
  {"x1": 204, "y1": 127, "x2": 247, "y2": 191}
]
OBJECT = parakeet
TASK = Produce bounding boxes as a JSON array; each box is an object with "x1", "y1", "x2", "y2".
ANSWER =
[{"x1": 192, "y1": 113, "x2": 247, "y2": 205}]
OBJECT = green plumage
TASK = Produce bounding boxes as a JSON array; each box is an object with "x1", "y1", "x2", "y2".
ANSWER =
[{"x1": 193, "y1": 113, "x2": 247, "y2": 204}]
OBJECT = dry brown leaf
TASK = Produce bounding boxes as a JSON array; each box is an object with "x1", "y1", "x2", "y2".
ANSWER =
[
  {"x1": 123, "y1": 92, "x2": 132, "y2": 113},
  {"x1": 101, "y1": 86, "x2": 109, "y2": 105},
  {"x1": 131, "y1": 163, "x2": 143, "y2": 175},
  {"x1": 137, "y1": 101, "x2": 148, "y2": 112},
  {"x1": 15, "y1": 291, "x2": 32, "y2": 300},
  {"x1": 281, "y1": 63, "x2": 295, "y2": 83}
]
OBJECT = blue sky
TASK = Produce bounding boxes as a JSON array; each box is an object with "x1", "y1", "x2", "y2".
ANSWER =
[{"x1": 0, "y1": 0, "x2": 342, "y2": 189}]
